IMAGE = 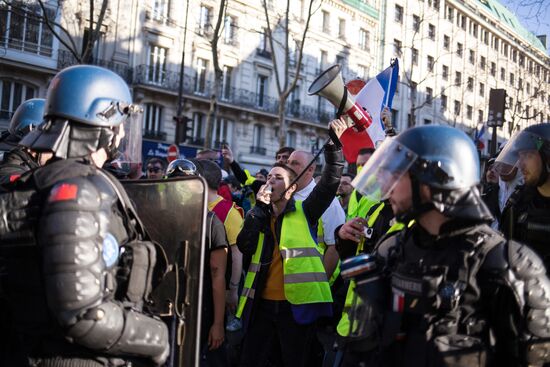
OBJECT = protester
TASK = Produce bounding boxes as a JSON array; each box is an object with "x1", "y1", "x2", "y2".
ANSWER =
[
  {"x1": 145, "y1": 157, "x2": 167, "y2": 179},
  {"x1": 235, "y1": 120, "x2": 345, "y2": 367},
  {"x1": 336, "y1": 173, "x2": 355, "y2": 212}
]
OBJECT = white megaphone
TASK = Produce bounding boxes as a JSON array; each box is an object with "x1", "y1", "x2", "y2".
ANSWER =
[{"x1": 308, "y1": 64, "x2": 372, "y2": 131}]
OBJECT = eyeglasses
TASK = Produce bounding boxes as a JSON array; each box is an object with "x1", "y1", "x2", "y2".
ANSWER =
[{"x1": 147, "y1": 166, "x2": 162, "y2": 173}]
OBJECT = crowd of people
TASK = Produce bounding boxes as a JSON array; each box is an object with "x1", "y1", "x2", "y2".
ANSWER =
[{"x1": 1, "y1": 64, "x2": 550, "y2": 367}]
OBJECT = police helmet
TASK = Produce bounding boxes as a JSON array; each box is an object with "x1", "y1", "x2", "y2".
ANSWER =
[
  {"x1": 166, "y1": 159, "x2": 198, "y2": 178},
  {"x1": 20, "y1": 65, "x2": 142, "y2": 163},
  {"x1": 9, "y1": 98, "x2": 45, "y2": 139}
]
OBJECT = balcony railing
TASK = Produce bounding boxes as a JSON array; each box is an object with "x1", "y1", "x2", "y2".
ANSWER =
[
  {"x1": 250, "y1": 146, "x2": 267, "y2": 155},
  {"x1": 143, "y1": 129, "x2": 167, "y2": 141},
  {"x1": 57, "y1": 49, "x2": 132, "y2": 82}
]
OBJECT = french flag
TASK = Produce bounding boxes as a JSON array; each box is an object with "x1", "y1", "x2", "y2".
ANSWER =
[
  {"x1": 340, "y1": 60, "x2": 399, "y2": 163},
  {"x1": 475, "y1": 123, "x2": 487, "y2": 151}
]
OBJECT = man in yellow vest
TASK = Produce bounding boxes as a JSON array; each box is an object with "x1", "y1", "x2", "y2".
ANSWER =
[{"x1": 236, "y1": 120, "x2": 345, "y2": 367}]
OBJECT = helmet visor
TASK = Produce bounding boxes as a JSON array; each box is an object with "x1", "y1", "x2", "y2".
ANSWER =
[
  {"x1": 166, "y1": 159, "x2": 198, "y2": 177},
  {"x1": 109, "y1": 106, "x2": 143, "y2": 175},
  {"x1": 352, "y1": 138, "x2": 418, "y2": 201},
  {"x1": 494, "y1": 131, "x2": 544, "y2": 175}
]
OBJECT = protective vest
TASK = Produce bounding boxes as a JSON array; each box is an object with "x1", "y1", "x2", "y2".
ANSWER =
[
  {"x1": 337, "y1": 202, "x2": 398, "y2": 337},
  {"x1": 236, "y1": 201, "x2": 332, "y2": 318},
  {"x1": 347, "y1": 190, "x2": 378, "y2": 221}
]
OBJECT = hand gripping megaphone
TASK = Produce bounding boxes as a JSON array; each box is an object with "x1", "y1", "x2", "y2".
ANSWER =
[{"x1": 308, "y1": 64, "x2": 372, "y2": 131}]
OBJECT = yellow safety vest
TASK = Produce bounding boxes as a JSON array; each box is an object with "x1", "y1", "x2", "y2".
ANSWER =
[
  {"x1": 236, "y1": 201, "x2": 333, "y2": 318},
  {"x1": 336, "y1": 205, "x2": 409, "y2": 337},
  {"x1": 346, "y1": 190, "x2": 378, "y2": 221}
]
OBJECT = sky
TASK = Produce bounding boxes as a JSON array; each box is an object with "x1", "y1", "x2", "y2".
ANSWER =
[{"x1": 500, "y1": 0, "x2": 550, "y2": 54}]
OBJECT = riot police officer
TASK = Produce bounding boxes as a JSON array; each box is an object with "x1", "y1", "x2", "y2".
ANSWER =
[
  {"x1": 0, "y1": 65, "x2": 169, "y2": 366},
  {"x1": 349, "y1": 125, "x2": 550, "y2": 366},
  {"x1": 0, "y1": 98, "x2": 47, "y2": 184},
  {"x1": 495, "y1": 123, "x2": 550, "y2": 265}
]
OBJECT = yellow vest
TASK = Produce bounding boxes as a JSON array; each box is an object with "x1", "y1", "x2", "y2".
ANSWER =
[
  {"x1": 237, "y1": 201, "x2": 333, "y2": 318},
  {"x1": 336, "y1": 204, "x2": 409, "y2": 337},
  {"x1": 346, "y1": 190, "x2": 378, "y2": 221}
]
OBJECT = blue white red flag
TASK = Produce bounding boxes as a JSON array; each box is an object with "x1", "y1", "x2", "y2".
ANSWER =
[{"x1": 475, "y1": 123, "x2": 487, "y2": 151}]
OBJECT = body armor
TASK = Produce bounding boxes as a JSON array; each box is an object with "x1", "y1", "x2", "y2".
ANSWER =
[
  {"x1": 0, "y1": 146, "x2": 39, "y2": 185},
  {"x1": 0, "y1": 159, "x2": 168, "y2": 366},
  {"x1": 373, "y1": 222, "x2": 550, "y2": 367}
]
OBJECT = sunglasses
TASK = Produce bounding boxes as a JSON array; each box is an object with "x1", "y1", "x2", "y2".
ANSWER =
[{"x1": 147, "y1": 166, "x2": 162, "y2": 173}]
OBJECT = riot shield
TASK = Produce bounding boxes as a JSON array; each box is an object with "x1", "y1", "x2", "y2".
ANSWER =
[{"x1": 122, "y1": 177, "x2": 207, "y2": 367}]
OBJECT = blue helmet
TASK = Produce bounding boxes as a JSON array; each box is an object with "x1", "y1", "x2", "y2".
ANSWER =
[
  {"x1": 9, "y1": 98, "x2": 45, "y2": 139},
  {"x1": 20, "y1": 65, "x2": 142, "y2": 162}
]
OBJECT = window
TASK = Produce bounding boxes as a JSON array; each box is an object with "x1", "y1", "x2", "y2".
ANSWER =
[
  {"x1": 446, "y1": 6, "x2": 454, "y2": 22},
  {"x1": 518, "y1": 78, "x2": 523, "y2": 90},
  {"x1": 357, "y1": 65, "x2": 368, "y2": 79},
  {"x1": 483, "y1": 30, "x2": 489, "y2": 45},
  {"x1": 502, "y1": 43, "x2": 508, "y2": 57},
  {"x1": 426, "y1": 87, "x2": 433, "y2": 105},
  {"x1": 492, "y1": 36, "x2": 499, "y2": 51},
  {"x1": 394, "y1": 39, "x2": 402, "y2": 56},
  {"x1": 223, "y1": 15, "x2": 238, "y2": 45},
  {"x1": 471, "y1": 23, "x2": 478, "y2": 38},
  {"x1": 322, "y1": 10, "x2": 330, "y2": 33},
  {"x1": 359, "y1": 29, "x2": 370, "y2": 51},
  {"x1": 526, "y1": 82, "x2": 531, "y2": 95},
  {"x1": 455, "y1": 71, "x2": 462, "y2": 84},
  {"x1": 490, "y1": 62, "x2": 496, "y2": 77},
  {"x1": 411, "y1": 81, "x2": 417, "y2": 102},
  {"x1": 336, "y1": 54, "x2": 346, "y2": 69},
  {"x1": 286, "y1": 130, "x2": 297, "y2": 147},
  {"x1": 143, "y1": 104, "x2": 163, "y2": 138},
  {"x1": 221, "y1": 66, "x2": 233, "y2": 100},
  {"x1": 423, "y1": 119, "x2": 432, "y2": 125},
  {"x1": 512, "y1": 49, "x2": 517, "y2": 63},
  {"x1": 442, "y1": 65, "x2": 449, "y2": 80},
  {"x1": 338, "y1": 18, "x2": 346, "y2": 39},
  {"x1": 191, "y1": 112, "x2": 205, "y2": 144},
  {"x1": 81, "y1": 28, "x2": 105, "y2": 63},
  {"x1": 213, "y1": 118, "x2": 233, "y2": 146},
  {"x1": 413, "y1": 15, "x2": 420, "y2": 32},
  {"x1": 480, "y1": 56, "x2": 486, "y2": 70},
  {"x1": 147, "y1": 45, "x2": 167, "y2": 84},
  {"x1": 467, "y1": 77, "x2": 473, "y2": 91},
  {"x1": 151, "y1": 0, "x2": 169, "y2": 24},
  {"x1": 428, "y1": 24, "x2": 436, "y2": 40},
  {"x1": 500, "y1": 67, "x2": 505, "y2": 82},
  {"x1": 469, "y1": 50, "x2": 475, "y2": 64},
  {"x1": 427, "y1": 55, "x2": 434, "y2": 71},
  {"x1": 441, "y1": 94, "x2": 447, "y2": 111},
  {"x1": 252, "y1": 124, "x2": 264, "y2": 148},
  {"x1": 0, "y1": 1, "x2": 55, "y2": 56},
  {"x1": 454, "y1": 100, "x2": 461, "y2": 116},
  {"x1": 479, "y1": 82, "x2": 485, "y2": 97},
  {"x1": 395, "y1": 5, "x2": 403, "y2": 23},
  {"x1": 466, "y1": 105, "x2": 473, "y2": 120},
  {"x1": 412, "y1": 48, "x2": 418, "y2": 66},
  {"x1": 443, "y1": 35, "x2": 450, "y2": 50},
  {"x1": 509, "y1": 73, "x2": 515, "y2": 86},
  {"x1": 257, "y1": 75, "x2": 268, "y2": 107},
  {"x1": 456, "y1": 42, "x2": 463, "y2": 57},
  {"x1": 461, "y1": 15, "x2": 467, "y2": 30},
  {"x1": 198, "y1": 5, "x2": 212, "y2": 35},
  {"x1": 194, "y1": 58, "x2": 208, "y2": 93},
  {"x1": 478, "y1": 110, "x2": 484, "y2": 124},
  {"x1": 0, "y1": 80, "x2": 36, "y2": 119},
  {"x1": 320, "y1": 50, "x2": 328, "y2": 69}
]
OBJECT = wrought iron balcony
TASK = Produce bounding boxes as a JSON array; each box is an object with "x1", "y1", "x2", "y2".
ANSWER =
[
  {"x1": 57, "y1": 50, "x2": 132, "y2": 82},
  {"x1": 143, "y1": 129, "x2": 167, "y2": 141}
]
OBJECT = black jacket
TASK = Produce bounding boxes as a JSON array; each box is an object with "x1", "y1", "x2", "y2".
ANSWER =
[{"x1": 236, "y1": 144, "x2": 344, "y2": 327}]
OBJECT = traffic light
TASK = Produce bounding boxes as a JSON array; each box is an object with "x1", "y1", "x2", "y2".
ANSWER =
[
  {"x1": 488, "y1": 89, "x2": 506, "y2": 127},
  {"x1": 174, "y1": 115, "x2": 193, "y2": 144}
]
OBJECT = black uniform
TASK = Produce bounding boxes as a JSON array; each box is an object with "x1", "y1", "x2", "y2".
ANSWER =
[
  {"x1": 0, "y1": 145, "x2": 39, "y2": 185},
  {"x1": 0, "y1": 158, "x2": 169, "y2": 366},
  {"x1": 500, "y1": 185, "x2": 550, "y2": 265},
  {"x1": 368, "y1": 220, "x2": 550, "y2": 367}
]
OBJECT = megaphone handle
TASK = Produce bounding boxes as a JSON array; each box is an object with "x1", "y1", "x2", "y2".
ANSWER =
[{"x1": 328, "y1": 127, "x2": 342, "y2": 149}]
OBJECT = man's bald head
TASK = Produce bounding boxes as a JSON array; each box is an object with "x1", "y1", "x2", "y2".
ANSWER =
[{"x1": 287, "y1": 150, "x2": 316, "y2": 191}]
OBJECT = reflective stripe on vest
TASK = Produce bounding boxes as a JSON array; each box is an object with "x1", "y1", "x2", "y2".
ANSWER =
[
  {"x1": 236, "y1": 232, "x2": 264, "y2": 318},
  {"x1": 337, "y1": 204, "x2": 407, "y2": 337},
  {"x1": 280, "y1": 201, "x2": 332, "y2": 305}
]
